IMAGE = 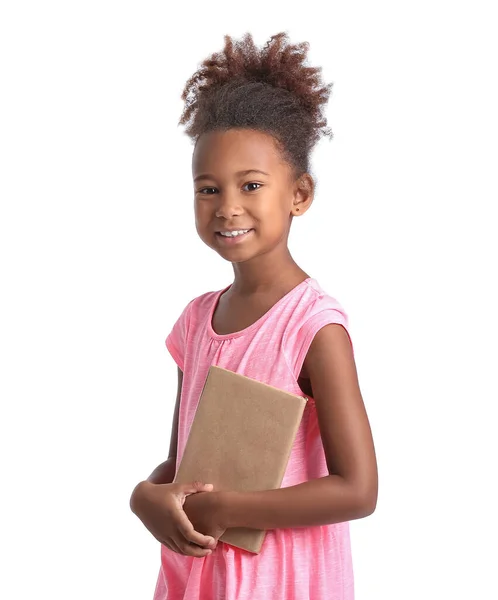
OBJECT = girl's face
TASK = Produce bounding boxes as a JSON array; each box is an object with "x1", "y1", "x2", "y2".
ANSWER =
[{"x1": 192, "y1": 128, "x2": 310, "y2": 264}]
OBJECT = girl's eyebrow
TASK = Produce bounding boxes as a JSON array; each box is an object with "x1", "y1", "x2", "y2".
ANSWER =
[{"x1": 194, "y1": 169, "x2": 270, "y2": 182}]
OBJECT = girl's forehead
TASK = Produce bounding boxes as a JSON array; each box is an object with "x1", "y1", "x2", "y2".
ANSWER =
[{"x1": 192, "y1": 129, "x2": 286, "y2": 175}]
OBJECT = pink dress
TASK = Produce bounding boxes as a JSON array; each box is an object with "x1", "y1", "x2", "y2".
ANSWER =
[{"x1": 153, "y1": 278, "x2": 355, "y2": 600}]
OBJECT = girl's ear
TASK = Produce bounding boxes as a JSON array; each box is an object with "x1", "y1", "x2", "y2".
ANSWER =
[{"x1": 291, "y1": 173, "x2": 314, "y2": 216}]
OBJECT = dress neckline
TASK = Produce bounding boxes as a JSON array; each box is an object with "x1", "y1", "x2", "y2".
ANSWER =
[{"x1": 207, "y1": 277, "x2": 314, "y2": 341}]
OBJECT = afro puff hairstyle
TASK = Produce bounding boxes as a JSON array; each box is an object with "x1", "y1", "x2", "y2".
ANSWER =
[{"x1": 179, "y1": 32, "x2": 333, "y2": 178}]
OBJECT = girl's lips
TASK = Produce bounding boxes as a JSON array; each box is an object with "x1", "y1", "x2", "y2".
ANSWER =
[{"x1": 215, "y1": 229, "x2": 254, "y2": 245}]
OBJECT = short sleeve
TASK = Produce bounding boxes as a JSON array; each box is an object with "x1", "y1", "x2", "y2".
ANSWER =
[
  {"x1": 165, "y1": 300, "x2": 194, "y2": 371},
  {"x1": 285, "y1": 305, "x2": 354, "y2": 380}
]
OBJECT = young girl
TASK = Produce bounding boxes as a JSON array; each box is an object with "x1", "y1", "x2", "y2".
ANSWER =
[{"x1": 130, "y1": 31, "x2": 378, "y2": 600}]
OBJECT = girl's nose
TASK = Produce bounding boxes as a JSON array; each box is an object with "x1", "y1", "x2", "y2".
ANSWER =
[{"x1": 215, "y1": 194, "x2": 243, "y2": 219}]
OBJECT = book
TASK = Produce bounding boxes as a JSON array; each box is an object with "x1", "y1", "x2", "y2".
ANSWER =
[{"x1": 174, "y1": 365, "x2": 307, "y2": 554}]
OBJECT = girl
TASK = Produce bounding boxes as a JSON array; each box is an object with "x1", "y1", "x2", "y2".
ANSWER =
[{"x1": 130, "y1": 31, "x2": 378, "y2": 600}]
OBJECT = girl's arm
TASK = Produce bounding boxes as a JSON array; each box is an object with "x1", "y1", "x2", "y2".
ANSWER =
[{"x1": 213, "y1": 324, "x2": 378, "y2": 530}]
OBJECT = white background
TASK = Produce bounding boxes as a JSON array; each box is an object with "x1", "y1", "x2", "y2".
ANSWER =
[{"x1": 1, "y1": 1, "x2": 497, "y2": 598}]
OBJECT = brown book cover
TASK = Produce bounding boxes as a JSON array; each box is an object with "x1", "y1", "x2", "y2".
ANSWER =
[{"x1": 174, "y1": 365, "x2": 307, "y2": 554}]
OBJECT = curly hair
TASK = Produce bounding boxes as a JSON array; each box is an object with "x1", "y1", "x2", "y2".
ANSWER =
[{"x1": 179, "y1": 32, "x2": 333, "y2": 177}]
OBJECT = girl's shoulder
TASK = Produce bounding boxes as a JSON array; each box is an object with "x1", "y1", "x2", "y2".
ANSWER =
[
  {"x1": 297, "y1": 278, "x2": 348, "y2": 319},
  {"x1": 281, "y1": 278, "x2": 349, "y2": 335},
  {"x1": 192, "y1": 287, "x2": 225, "y2": 311},
  {"x1": 275, "y1": 278, "x2": 349, "y2": 337},
  {"x1": 282, "y1": 278, "x2": 352, "y2": 378},
  {"x1": 178, "y1": 286, "x2": 226, "y2": 323},
  {"x1": 165, "y1": 287, "x2": 223, "y2": 371}
]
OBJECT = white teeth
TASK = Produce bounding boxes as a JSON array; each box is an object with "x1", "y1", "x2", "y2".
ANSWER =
[{"x1": 219, "y1": 229, "x2": 250, "y2": 237}]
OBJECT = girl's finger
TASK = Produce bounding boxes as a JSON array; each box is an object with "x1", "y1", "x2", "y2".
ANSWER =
[
  {"x1": 175, "y1": 508, "x2": 216, "y2": 549},
  {"x1": 173, "y1": 535, "x2": 213, "y2": 558},
  {"x1": 181, "y1": 482, "x2": 214, "y2": 496},
  {"x1": 163, "y1": 538, "x2": 183, "y2": 555}
]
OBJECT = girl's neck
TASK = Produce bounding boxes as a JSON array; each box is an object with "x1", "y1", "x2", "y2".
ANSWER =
[{"x1": 230, "y1": 248, "x2": 309, "y2": 296}]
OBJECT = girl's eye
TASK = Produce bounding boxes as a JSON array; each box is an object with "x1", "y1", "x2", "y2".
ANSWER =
[
  {"x1": 197, "y1": 183, "x2": 262, "y2": 194},
  {"x1": 243, "y1": 182, "x2": 262, "y2": 192}
]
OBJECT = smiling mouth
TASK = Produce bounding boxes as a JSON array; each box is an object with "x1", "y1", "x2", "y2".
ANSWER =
[
  {"x1": 216, "y1": 229, "x2": 253, "y2": 238},
  {"x1": 215, "y1": 229, "x2": 254, "y2": 244}
]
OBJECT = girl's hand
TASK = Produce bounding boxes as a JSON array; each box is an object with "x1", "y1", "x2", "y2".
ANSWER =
[
  {"x1": 183, "y1": 490, "x2": 228, "y2": 542},
  {"x1": 130, "y1": 480, "x2": 218, "y2": 557}
]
